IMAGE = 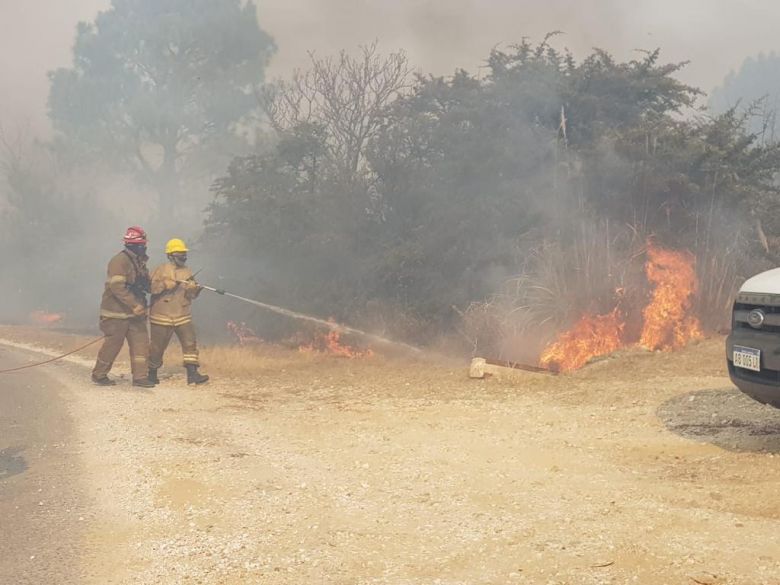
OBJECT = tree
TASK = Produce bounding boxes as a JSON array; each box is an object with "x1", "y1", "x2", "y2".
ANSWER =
[
  {"x1": 205, "y1": 46, "x2": 411, "y2": 322},
  {"x1": 205, "y1": 38, "x2": 780, "y2": 344},
  {"x1": 48, "y1": 0, "x2": 275, "y2": 224},
  {"x1": 262, "y1": 43, "x2": 411, "y2": 183}
]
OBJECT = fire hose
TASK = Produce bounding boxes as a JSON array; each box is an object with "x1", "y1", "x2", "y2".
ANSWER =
[
  {"x1": 0, "y1": 335, "x2": 105, "y2": 374},
  {"x1": 0, "y1": 284, "x2": 420, "y2": 375},
  {"x1": 187, "y1": 282, "x2": 423, "y2": 354}
]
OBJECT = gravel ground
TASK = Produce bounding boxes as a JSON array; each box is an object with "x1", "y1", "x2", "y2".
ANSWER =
[{"x1": 1, "y1": 331, "x2": 779, "y2": 584}]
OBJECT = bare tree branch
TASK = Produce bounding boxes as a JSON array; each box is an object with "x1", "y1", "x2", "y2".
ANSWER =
[{"x1": 262, "y1": 42, "x2": 412, "y2": 181}]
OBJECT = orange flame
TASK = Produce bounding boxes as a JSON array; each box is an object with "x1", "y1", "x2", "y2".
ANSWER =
[
  {"x1": 226, "y1": 321, "x2": 262, "y2": 345},
  {"x1": 539, "y1": 307, "x2": 624, "y2": 372},
  {"x1": 639, "y1": 244, "x2": 703, "y2": 350},
  {"x1": 29, "y1": 311, "x2": 64, "y2": 326},
  {"x1": 539, "y1": 242, "x2": 704, "y2": 371},
  {"x1": 300, "y1": 328, "x2": 373, "y2": 358}
]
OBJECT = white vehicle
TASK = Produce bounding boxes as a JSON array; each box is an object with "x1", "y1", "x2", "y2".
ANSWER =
[{"x1": 727, "y1": 268, "x2": 780, "y2": 408}]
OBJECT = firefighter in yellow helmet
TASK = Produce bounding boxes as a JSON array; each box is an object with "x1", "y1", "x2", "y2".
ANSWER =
[{"x1": 147, "y1": 239, "x2": 209, "y2": 385}]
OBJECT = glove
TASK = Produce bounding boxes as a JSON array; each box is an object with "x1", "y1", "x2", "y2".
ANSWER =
[
  {"x1": 184, "y1": 280, "x2": 200, "y2": 292},
  {"x1": 132, "y1": 305, "x2": 147, "y2": 317}
]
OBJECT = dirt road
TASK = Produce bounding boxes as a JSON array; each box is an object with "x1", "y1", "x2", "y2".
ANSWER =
[
  {"x1": 0, "y1": 331, "x2": 779, "y2": 584},
  {"x1": 0, "y1": 346, "x2": 85, "y2": 585}
]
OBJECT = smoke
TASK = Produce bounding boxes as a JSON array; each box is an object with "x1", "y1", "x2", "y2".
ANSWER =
[
  {"x1": 4, "y1": 0, "x2": 780, "y2": 135},
  {"x1": 0, "y1": 0, "x2": 109, "y2": 135},
  {"x1": 1, "y1": 0, "x2": 778, "y2": 339},
  {"x1": 256, "y1": 0, "x2": 780, "y2": 93},
  {"x1": 0, "y1": 130, "x2": 158, "y2": 327}
]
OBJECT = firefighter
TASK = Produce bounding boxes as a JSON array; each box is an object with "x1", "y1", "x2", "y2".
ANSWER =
[
  {"x1": 92, "y1": 226, "x2": 155, "y2": 388},
  {"x1": 147, "y1": 238, "x2": 209, "y2": 385}
]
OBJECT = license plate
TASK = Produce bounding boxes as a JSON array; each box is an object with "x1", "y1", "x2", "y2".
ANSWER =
[{"x1": 733, "y1": 345, "x2": 761, "y2": 372}]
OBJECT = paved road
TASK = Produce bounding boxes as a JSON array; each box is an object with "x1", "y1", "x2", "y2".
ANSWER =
[{"x1": 0, "y1": 346, "x2": 84, "y2": 584}]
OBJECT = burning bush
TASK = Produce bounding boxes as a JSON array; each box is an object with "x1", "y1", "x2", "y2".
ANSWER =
[
  {"x1": 458, "y1": 222, "x2": 647, "y2": 364},
  {"x1": 540, "y1": 242, "x2": 704, "y2": 372},
  {"x1": 539, "y1": 308, "x2": 625, "y2": 372},
  {"x1": 639, "y1": 245, "x2": 703, "y2": 351},
  {"x1": 299, "y1": 329, "x2": 374, "y2": 358}
]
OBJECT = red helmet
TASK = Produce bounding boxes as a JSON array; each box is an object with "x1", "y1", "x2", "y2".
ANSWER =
[{"x1": 123, "y1": 226, "x2": 147, "y2": 245}]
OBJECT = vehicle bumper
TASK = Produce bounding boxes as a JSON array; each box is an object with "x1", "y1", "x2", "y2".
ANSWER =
[{"x1": 726, "y1": 331, "x2": 780, "y2": 408}]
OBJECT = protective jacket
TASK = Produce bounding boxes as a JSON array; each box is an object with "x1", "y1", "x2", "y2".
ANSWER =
[
  {"x1": 149, "y1": 263, "x2": 201, "y2": 327},
  {"x1": 99, "y1": 249, "x2": 150, "y2": 320}
]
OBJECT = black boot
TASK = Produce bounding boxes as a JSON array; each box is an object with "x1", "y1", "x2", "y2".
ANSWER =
[
  {"x1": 148, "y1": 368, "x2": 159, "y2": 385},
  {"x1": 185, "y1": 364, "x2": 209, "y2": 385},
  {"x1": 92, "y1": 375, "x2": 116, "y2": 386},
  {"x1": 132, "y1": 378, "x2": 155, "y2": 389}
]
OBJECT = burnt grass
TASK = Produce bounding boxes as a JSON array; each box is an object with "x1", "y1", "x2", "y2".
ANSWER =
[{"x1": 658, "y1": 388, "x2": 780, "y2": 453}]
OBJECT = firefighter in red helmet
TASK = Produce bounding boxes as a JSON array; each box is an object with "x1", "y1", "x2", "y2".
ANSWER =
[{"x1": 91, "y1": 226, "x2": 155, "y2": 388}]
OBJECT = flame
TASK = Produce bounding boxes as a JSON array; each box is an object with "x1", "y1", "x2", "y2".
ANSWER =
[
  {"x1": 299, "y1": 328, "x2": 373, "y2": 358},
  {"x1": 539, "y1": 242, "x2": 704, "y2": 371},
  {"x1": 226, "y1": 321, "x2": 262, "y2": 345},
  {"x1": 29, "y1": 310, "x2": 64, "y2": 326},
  {"x1": 539, "y1": 307, "x2": 624, "y2": 372},
  {"x1": 639, "y1": 244, "x2": 703, "y2": 350}
]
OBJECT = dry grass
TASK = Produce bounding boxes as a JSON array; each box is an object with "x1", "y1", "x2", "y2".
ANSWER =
[
  {"x1": 458, "y1": 216, "x2": 759, "y2": 361},
  {"x1": 0, "y1": 323, "x2": 727, "y2": 392},
  {"x1": 0, "y1": 325, "x2": 409, "y2": 381},
  {"x1": 458, "y1": 221, "x2": 649, "y2": 361},
  {"x1": 197, "y1": 344, "x2": 360, "y2": 379},
  {"x1": 693, "y1": 231, "x2": 758, "y2": 332}
]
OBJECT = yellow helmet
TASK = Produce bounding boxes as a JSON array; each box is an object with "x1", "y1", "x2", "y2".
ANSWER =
[{"x1": 165, "y1": 238, "x2": 188, "y2": 255}]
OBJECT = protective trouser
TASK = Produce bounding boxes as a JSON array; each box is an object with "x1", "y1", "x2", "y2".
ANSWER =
[
  {"x1": 92, "y1": 316, "x2": 149, "y2": 380},
  {"x1": 149, "y1": 321, "x2": 199, "y2": 369}
]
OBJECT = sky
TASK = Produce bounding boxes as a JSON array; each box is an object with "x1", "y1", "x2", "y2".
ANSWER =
[{"x1": 1, "y1": 0, "x2": 780, "y2": 136}]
